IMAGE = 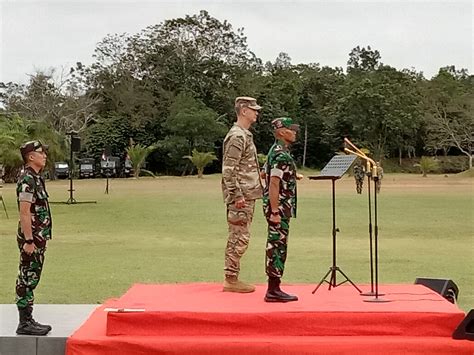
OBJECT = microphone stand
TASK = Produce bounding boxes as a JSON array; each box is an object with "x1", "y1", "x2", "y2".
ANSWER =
[
  {"x1": 344, "y1": 139, "x2": 390, "y2": 302},
  {"x1": 360, "y1": 165, "x2": 375, "y2": 296}
]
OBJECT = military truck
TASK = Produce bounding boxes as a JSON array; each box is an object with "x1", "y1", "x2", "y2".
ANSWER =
[
  {"x1": 123, "y1": 158, "x2": 133, "y2": 177},
  {"x1": 79, "y1": 158, "x2": 95, "y2": 179},
  {"x1": 100, "y1": 157, "x2": 121, "y2": 178},
  {"x1": 54, "y1": 162, "x2": 69, "y2": 179}
]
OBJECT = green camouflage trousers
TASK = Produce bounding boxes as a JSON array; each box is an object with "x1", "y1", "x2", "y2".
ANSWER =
[
  {"x1": 265, "y1": 217, "x2": 290, "y2": 278},
  {"x1": 224, "y1": 200, "x2": 255, "y2": 277},
  {"x1": 15, "y1": 237, "x2": 46, "y2": 309}
]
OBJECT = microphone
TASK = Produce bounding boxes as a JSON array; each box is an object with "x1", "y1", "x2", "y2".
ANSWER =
[{"x1": 353, "y1": 160, "x2": 365, "y2": 194}]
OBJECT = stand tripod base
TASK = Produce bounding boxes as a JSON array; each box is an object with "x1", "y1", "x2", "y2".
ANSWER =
[
  {"x1": 50, "y1": 200, "x2": 97, "y2": 205},
  {"x1": 1, "y1": 197, "x2": 9, "y2": 219},
  {"x1": 312, "y1": 266, "x2": 362, "y2": 294},
  {"x1": 360, "y1": 290, "x2": 385, "y2": 297},
  {"x1": 363, "y1": 296, "x2": 391, "y2": 303}
]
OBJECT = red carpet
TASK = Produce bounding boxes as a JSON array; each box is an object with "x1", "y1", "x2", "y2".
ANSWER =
[{"x1": 66, "y1": 283, "x2": 474, "y2": 355}]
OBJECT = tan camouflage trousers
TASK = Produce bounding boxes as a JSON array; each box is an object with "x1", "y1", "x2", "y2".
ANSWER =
[{"x1": 224, "y1": 200, "x2": 255, "y2": 277}]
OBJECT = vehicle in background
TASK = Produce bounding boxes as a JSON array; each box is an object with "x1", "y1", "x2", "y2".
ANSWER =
[
  {"x1": 54, "y1": 162, "x2": 69, "y2": 179},
  {"x1": 100, "y1": 156, "x2": 121, "y2": 178},
  {"x1": 79, "y1": 158, "x2": 95, "y2": 179},
  {"x1": 124, "y1": 157, "x2": 133, "y2": 177}
]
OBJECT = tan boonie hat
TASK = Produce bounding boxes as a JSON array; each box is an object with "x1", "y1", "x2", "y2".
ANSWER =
[
  {"x1": 20, "y1": 140, "x2": 48, "y2": 162},
  {"x1": 235, "y1": 96, "x2": 262, "y2": 111}
]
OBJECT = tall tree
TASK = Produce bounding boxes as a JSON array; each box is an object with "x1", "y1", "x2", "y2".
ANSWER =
[
  {"x1": 422, "y1": 67, "x2": 473, "y2": 169},
  {"x1": 0, "y1": 69, "x2": 99, "y2": 134},
  {"x1": 335, "y1": 47, "x2": 423, "y2": 162},
  {"x1": 347, "y1": 45, "x2": 382, "y2": 73},
  {"x1": 163, "y1": 92, "x2": 226, "y2": 152}
]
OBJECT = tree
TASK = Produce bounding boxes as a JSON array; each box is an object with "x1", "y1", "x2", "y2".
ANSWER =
[
  {"x1": 73, "y1": 10, "x2": 260, "y2": 173},
  {"x1": 422, "y1": 68, "x2": 473, "y2": 169},
  {"x1": 163, "y1": 92, "x2": 226, "y2": 153},
  {"x1": 336, "y1": 59, "x2": 423, "y2": 161},
  {"x1": 83, "y1": 114, "x2": 131, "y2": 160},
  {"x1": 347, "y1": 46, "x2": 382, "y2": 73},
  {"x1": 183, "y1": 149, "x2": 217, "y2": 178},
  {"x1": 126, "y1": 143, "x2": 156, "y2": 178},
  {"x1": 414, "y1": 156, "x2": 439, "y2": 177},
  {"x1": 0, "y1": 69, "x2": 99, "y2": 134},
  {"x1": 0, "y1": 113, "x2": 67, "y2": 181},
  {"x1": 0, "y1": 113, "x2": 28, "y2": 181},
  {"x1": 297, "y1": 65, "x2": 345, "y2": 167}
]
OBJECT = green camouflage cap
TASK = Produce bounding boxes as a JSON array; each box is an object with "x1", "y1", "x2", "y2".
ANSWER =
[
  {"x1": 271, "y1": 117, "x2": 299, "y2": 131},
  {"x1": 20, "y1": 140, "x2": 48, "y2": 160}
]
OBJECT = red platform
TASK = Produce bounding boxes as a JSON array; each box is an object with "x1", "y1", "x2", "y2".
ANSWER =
[{"x1": 66, "y1": 283, "x2": 474, "y2": 355}]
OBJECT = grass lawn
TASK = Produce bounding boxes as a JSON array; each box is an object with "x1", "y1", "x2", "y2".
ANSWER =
[{"x1": 0, "y1": 172, "x2": 472, "y2": 311}]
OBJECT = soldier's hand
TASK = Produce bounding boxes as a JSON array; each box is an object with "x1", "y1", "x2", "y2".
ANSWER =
[
  {"x1": 23, "y1": 243, "x2": 35, "y2": 255},
  {"x1": 269, "y1": 213, "x2": 281, "y2": 226},
  {"x1": 296, "y1": 173, "x2": 304, "y2": 180},
  {"x1": 235, "y1": 197, "x2": 246, "y2": 209}
]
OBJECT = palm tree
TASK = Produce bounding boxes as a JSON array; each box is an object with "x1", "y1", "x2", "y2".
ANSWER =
[
  {"x1": 183, "y1": 149, "x2": 217, "y2": 178},
  {"x1": 0, "y1": 113, "x2": 70, "y2": 181},
  {"x1": 126, "y1": 143, "x2": 156, "y2": 178},
  {"x1": 0, "y1": 114, "x2": 28, "y2": 181},
  {"x1": 414, "y1": 156, "x2": 439, "y2": 177}
]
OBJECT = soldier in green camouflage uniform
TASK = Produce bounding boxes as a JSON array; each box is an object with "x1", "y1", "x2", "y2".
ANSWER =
[
  {"x1": 15, "y1": 140, "x2": 52, "y2": 336},
  {"x1": 262, "y1": 117, "x2": 301, "y2": 302},
  {"x1": 221, "y1": 97, "x2": 263, "y2": 293}
]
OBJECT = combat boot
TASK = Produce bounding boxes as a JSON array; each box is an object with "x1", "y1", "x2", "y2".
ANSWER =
[
  {"x1": 264, "y1": 277, "x2": 298, "y2": 302},
  {"x1": 223, "y1": 275, "x2": 255, "y2": 293},
  {"x1": 16, "y1": 308, "x2": 50, "y2": 336},
  {"x1": 26, "y1": 305, "x2": 52, "y2": 332}
]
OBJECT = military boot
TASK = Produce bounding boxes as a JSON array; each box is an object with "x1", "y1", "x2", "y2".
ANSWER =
[
  {"x1": 26, "y1": 305, "x2": 52, "y2": 332},
  {"x1": 223, "y1": 275, "x2": 255, "y2": 293},
  {"x1": 264, "y1": 277, "x2": 298, "y2": 302},
  {"x1": 16, "y1": 308, "x2": 50, "y2": 336}
]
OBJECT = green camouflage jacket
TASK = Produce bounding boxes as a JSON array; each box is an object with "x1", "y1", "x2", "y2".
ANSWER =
[
  {"x1": 263, "y1": 140, "x2": 297, "y2": 218},
  {"x1": 16, "y1": 166, "x2": 52, "y2": 240}
]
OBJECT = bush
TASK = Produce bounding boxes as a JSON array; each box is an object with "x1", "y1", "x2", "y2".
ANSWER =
[{"x1": 383, "y1": 156, "x2": 469, "y2": 174}]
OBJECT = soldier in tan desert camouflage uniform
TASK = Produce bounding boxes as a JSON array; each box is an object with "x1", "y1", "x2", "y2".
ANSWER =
[{"x1": 221, "y1": 96, "x2": 263, "y2": 293}]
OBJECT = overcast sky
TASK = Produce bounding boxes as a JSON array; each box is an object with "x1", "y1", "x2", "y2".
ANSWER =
[{"x1": 0, "y1": 0, "x2": 472, "y2": 84}]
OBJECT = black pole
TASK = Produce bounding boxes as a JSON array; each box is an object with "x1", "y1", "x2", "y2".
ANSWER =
[
  {"x1": 368, "y1": 176, "x2": 374, "y2": 292},
  {"x1": 363, "y1": 175, "x2": 390, "y2": 302},
  {"x1": 67, "y1": 133, "x2": 76, "y2": 204},
  {"x1": 332, "y1": 178, "x2": 337, "y2": 274},
  {"x1": 360, "y1": 174, "x2": 376, "y2": 296},
  {"x1": 374, "y1": 177, "x2": 379, "y2": 297},
  {"x1": 105, "y1": 175, "x2": 109, "y2": 194}
]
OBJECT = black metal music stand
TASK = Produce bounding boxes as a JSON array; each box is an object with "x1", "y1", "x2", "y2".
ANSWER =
[{"x1": 309, "y1": 155, "x2": 362, "y2": 294}]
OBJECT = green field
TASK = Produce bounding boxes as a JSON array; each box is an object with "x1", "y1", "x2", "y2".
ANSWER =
[{"x1": 0, "y1": 173, "x2": 472, "y2": 310}]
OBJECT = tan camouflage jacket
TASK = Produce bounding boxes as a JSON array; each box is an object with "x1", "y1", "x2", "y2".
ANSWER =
[{"x1": 221, "y1": 123, "x2": 263, "y2": 205}]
